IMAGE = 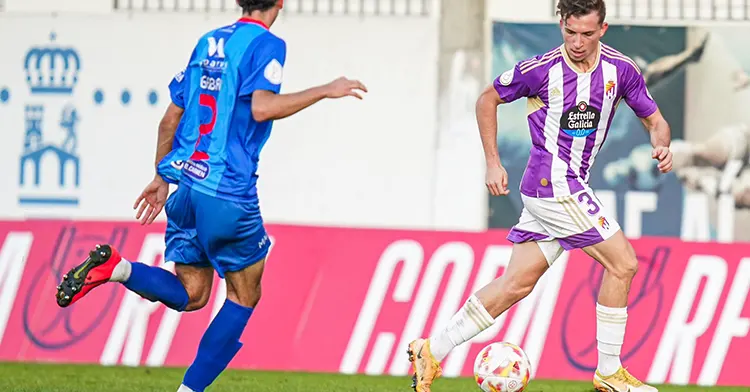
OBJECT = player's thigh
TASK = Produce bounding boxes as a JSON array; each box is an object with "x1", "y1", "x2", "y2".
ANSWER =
[
  {"x1": 581, "y1": 230, "x2": 638, "y2": 279},
  {"x1": 523, "y1": 190, "x2": 620, "y2": 251},
  {"x1": 164, "y1": 186, "x2": 211, "y2": 270},
  {"x1": 174, "y1": 264, "x2": 214, "y2": 310},
  {"x1": 507, "y1": 204, "x2": 565, "y2": 266}
]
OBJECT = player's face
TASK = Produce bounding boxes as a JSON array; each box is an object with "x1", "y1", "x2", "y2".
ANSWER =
[{"x1": 560, "y1": 11, "x2": 608, "y2": 63}]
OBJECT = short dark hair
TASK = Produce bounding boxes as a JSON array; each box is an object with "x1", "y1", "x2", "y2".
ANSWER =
[
  {"x1": 238, "y1": 0, "x2": 278, "y2": 13},
  {"x1": 556, "y1": 0, "x2": 606, "y2": 24}
]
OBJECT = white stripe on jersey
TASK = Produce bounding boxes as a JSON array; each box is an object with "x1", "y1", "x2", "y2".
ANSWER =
[
  {"x1": 584, "y1": 60, "x2": 618, "y2": 182},
  {"x1": 568, "y1": 72, "x2": 591, "y2": 190},
  {"x1": 543, "y1": 63, "x2": 568, "y2": 197},
  {"x1": 519, "y1": 47, "x2": 560, "y2": 70}
]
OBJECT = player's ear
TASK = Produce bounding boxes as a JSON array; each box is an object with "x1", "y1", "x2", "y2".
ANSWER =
[{"x1": 600, "y1": 22, "x2": 609, "y2": 37}]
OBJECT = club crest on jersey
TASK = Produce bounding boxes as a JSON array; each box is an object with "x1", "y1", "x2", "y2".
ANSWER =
[
  {"x1": 598, "y1": 216, "x2": 610, "y2": 230},
  {"x1": 499, "y1": 69, "x2": 513, "y2": 86},
  {"x1": 605, "y1": 80, "x2": 616, "y2": 99},
  {"x1": 561, "y1": 100, "x2": 601, "y2": 137}
]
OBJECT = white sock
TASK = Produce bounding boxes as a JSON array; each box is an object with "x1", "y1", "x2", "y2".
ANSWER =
[
  {"x1": 176, "y1": 385, "x2": 195, "y2": 392},
  {"x1": 596, "y1": 303, "x2": 627, "y2": 377},
  {"x1": 429, "y1": 295, "x2": 495, "y2": 362},
  {"x1": 109, "y1": 258, "x2": 132, "y2": 282}
]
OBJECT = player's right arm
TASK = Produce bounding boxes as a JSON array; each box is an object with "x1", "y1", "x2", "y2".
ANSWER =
[
  {"x1": 477, "y1": 61, "x2": 538, "y2": 196},
  {"x1": 154, "y1": 103, "x2": 184, "y2": 170},
  {"x1": 476, "y1": 85, "x2": 509, "y2": 196},
  {"x1": 134, "y1": 70, "x2": 186, "y2": 225},
  {"x1": 240, "y1": 35, "x2": 366, "y2": 123}
]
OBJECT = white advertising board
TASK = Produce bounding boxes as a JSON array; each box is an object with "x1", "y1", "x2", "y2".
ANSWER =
[{"x1": 0, "y1": 13, "x2": 440, "y2": 228}]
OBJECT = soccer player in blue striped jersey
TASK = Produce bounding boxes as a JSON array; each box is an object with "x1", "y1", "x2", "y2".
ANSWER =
[{"x1": 54, "y1": 1, "x2": 367, "y2": 391}]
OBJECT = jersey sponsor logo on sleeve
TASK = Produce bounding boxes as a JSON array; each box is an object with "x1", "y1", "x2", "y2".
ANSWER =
[
  {"x1": 264, "y1": 59, "x2": 283, "y2": 85},
  {"x1": 174, "y1": 69, "x2": 185, "y2": 83},
  {"x1": 499, "y1": 69, "x2": 514, "y2": 86}
]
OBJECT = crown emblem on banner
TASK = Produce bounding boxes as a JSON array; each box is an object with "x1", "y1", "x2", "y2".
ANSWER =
[{"x1": 24, "y1": 33, "x2": 81, "y2": 95}]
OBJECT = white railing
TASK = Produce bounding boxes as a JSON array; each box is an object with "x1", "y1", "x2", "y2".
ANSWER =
[
  {"x1": 113, "y1": 0, "x2": 432, "y2": 16},
  {"x1": 551, "y1": 0, "x2": 750, "y2": 21}
]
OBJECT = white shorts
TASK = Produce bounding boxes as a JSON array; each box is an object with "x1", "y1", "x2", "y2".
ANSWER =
[{"x1": 507, "y1": 189, "x2": 620, "y2": 265}]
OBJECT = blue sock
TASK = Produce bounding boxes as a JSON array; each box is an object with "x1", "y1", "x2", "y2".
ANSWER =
[
  {"x1": 122, "y1": 262, "x2": 189, "y2": 311},
  {"x1": 182, "y1": 299, "x2": 253, "y2": 392}
]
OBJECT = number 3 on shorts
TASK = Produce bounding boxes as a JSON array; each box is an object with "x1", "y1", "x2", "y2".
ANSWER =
[{"x1": 577, "y1": 191, "x2": 600, "y2": 215}]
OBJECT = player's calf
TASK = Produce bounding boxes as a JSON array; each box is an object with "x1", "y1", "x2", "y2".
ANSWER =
[
  {"x1": 583, "y1": 231, "x2": 649, "y2": 381},
  {"x1": 178, "y1": 259, "x2": 266, "y2": 392}
]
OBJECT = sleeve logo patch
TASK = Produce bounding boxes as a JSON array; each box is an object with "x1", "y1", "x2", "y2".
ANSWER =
[
  {"x1": 499, "y1": 69, "x2": 514, "y2": 86},
  {"x1": 174, "y1": 68, "x2": 185, "y2": 83},
  {"x1": 264, "y1": 59, "x2": 284, "y2": 85}
]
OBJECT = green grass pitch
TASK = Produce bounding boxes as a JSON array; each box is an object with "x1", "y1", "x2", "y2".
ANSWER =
[{"x1": 0, "y1": 362, "x2": 746, "y2": 392}]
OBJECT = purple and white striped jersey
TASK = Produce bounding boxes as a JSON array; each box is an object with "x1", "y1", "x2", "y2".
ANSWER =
[{"x1": 494, "y1": 42, "x2": 657, "y2": 199}]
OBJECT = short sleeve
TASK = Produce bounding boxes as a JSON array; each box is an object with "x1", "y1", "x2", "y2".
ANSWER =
[
  {"x1": 239, "y1": 36, "x2": 287, "y2": 97},
  {"x1": 622, "y1": 65, "x2": 657, "y2": 118},
  {"x1": 168, "y1": 68, "x2": 186, "y2": 108},
  {"x1": 493, "y1": 62, "x2": 539, "y2": 103}
]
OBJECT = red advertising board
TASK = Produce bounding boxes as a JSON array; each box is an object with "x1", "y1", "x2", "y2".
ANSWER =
[{"x1": 0, "y1": 221, "x2": 747, "y2": 387}]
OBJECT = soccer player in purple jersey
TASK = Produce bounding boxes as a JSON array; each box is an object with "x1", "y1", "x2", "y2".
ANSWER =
[{"x1": 406, "y1": 1, "x2": 672, "y2": 392}]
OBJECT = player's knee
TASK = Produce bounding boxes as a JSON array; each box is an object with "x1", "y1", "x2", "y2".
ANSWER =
[
  {"x1": 184, "y1": 288, "x2": 211, "y2": 311},
  {"x1": 609, "y1": 245, "x2": 638, "y2": 280},
  {"x1": 502, "y1": 277, "x2": 535, "y2": 302},
  {"x1": 227, "y1": 281, "x2": 262, "y2": 308}
]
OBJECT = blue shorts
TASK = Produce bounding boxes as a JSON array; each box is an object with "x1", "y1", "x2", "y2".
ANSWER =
[{"x1": 164, "y1": 185, "x2": 271, "y2": 278}]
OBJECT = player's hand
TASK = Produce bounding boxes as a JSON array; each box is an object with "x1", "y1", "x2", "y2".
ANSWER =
[
  {"x1": 652, "y1": 146, "x2": 673, "y2": 173},
  {"x1": 133, "y1": 175, "x2": 169, "y2": 225},
  {"x1": 324, "y1": 77, "x2": 368, "y2": 100},
  {"x1": 486, "y1": 164, "x2": 510, "y2": 196}
]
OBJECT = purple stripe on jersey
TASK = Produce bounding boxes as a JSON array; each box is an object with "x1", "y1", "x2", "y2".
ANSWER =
[
  {"x1": 558, "y1": 227, "x2": 604, "y2": 250},
  {"x1": 521, "y1": 108, "x2": 551, "y2": 197},
  {"x1": 559, "y1": 65, "x2": 580, "y2": 194},
  {"x1": 507, "y1": 227, "x2": 550, "y2": 243},
  {"x1": 600, "y1": 100, "x2": 618, "y2": 149},
  {"x1": 579, "y1": 66, "x2": 604, "y2": 179}
]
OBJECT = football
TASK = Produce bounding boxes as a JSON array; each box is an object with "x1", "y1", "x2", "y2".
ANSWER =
[{"x1": 473, "y1": 342, "x2": 532, "y2": 392}]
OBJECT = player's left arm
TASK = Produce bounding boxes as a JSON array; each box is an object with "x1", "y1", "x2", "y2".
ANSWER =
[
  {"x1": 623, "y1": 67, "x2": 673, "y2": 174},
  {"x1": 242, "y1": 37, "x2": 364, "y2": 122}
]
